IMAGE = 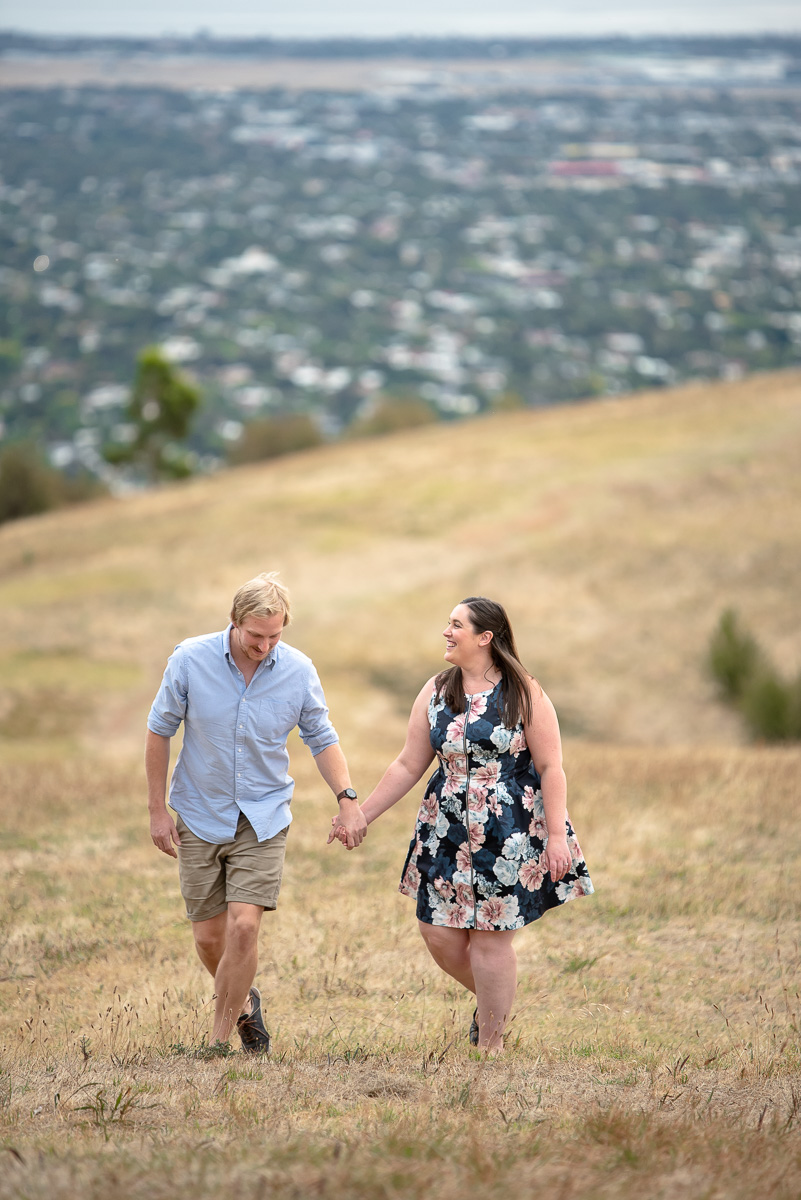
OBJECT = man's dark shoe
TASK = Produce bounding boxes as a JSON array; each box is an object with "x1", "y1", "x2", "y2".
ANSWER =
[
  {"x1": 236, "y1": 986, "x2": 271, "y2": 1055},
  {"x1": 469, "y1": 1007, "x2": 479, "y2": 1047}
]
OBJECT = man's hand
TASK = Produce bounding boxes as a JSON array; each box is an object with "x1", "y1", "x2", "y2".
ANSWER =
[
  {"x1": 327, "y1": 801, "x2": 367, "y2": 851},
  {"x1": 150, "y1": 810, "x2": 182, "y2": 858}
]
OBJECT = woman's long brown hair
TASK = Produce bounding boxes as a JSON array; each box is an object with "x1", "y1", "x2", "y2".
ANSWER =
[{"x1": 435, "y1": 596, "x2": 536, "y2": 728}]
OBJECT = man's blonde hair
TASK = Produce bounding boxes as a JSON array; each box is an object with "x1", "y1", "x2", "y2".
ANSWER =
[{"x1": 230, "y1": 572, "x2": 291, "y2": 627}]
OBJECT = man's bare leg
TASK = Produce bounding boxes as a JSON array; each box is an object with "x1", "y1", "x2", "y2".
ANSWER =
[
  {"x1": 191, "y1": 902, "x2": 263, "y2": 1043},
  {"x1": 191, "y1": 910, "x2": 227, "y2": 977}
]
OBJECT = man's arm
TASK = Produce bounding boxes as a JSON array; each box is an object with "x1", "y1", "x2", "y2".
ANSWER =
[
  {"x1": 146, "y1": 729, "x2": 181, "y2": 858},
  {"x1": 329, "y1": 678, "x2": 436, "y2": 851},
  {"x1": 312, "y1": 742, "x2": 367, "y2": 850}
]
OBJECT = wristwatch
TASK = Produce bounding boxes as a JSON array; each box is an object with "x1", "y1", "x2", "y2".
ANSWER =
[{"x1": 336, "y1": 788, "x2": 358, "y2": 802}]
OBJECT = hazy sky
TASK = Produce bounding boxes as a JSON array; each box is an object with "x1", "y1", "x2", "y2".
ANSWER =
[{"x1": 2, "y1": 0, "x2": 800, "y2": 39}]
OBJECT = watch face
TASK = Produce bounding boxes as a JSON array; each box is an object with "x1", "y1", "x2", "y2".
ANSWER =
[{"x1": 340, "y1": 788, "x2": 358, "y2": 800}]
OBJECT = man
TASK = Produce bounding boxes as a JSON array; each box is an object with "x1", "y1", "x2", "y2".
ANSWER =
[{"x1": 146, "y1": 571, "x2": 366, "y2": 1053}]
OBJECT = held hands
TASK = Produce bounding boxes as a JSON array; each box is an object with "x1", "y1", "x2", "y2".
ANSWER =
[
  {"x1": 327, "y1": 802, "x2": 367, "y2": 851},
  {"x1": 543, "y1": 835, "x2": 571, "y2": 883}
]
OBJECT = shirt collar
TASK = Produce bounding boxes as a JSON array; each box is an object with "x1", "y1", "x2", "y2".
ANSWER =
[{"x1": 224, "y1": 624, "x2": 278, "y2": 670}]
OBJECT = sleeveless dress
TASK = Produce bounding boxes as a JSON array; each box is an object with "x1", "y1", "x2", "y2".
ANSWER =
[{"x1": 399, "y1": 682, "x2": 594, "y2": 930}]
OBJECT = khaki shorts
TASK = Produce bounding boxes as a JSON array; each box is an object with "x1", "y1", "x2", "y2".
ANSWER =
[{"x1": 175, "y1": 811, "x2": 288, "y2": 923}]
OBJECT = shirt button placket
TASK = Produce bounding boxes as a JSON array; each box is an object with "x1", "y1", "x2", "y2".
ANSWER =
[{"x1": 236, "y1": 698, "x2": 247, "y2": 799}]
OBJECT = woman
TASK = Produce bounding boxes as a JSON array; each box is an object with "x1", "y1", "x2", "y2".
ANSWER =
[{"x1": 331, "y1": 596, "x2": 593, "y2": 1053}]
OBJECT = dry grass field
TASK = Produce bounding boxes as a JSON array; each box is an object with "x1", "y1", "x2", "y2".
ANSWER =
[{"x1": 1, "y1": 372, "x2": 800, "y2": 1197}]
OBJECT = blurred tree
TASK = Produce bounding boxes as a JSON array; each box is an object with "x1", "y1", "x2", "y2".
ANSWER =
[{"x1": 104, "y1": 347, "x2": 201, "y2": 483}]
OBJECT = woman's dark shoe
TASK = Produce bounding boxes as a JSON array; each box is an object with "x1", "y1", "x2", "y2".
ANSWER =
[
  {"x1": 236, "y1": 986, "x2": 271, "y2": 1055},
  {"x1": 469, "y1": 1007, "x2": 479, "y2": 1047}
]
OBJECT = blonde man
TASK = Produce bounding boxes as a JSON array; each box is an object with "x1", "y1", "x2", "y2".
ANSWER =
[{"x1": 147, "y1": 572, "x2": 365, "y2": 1052}]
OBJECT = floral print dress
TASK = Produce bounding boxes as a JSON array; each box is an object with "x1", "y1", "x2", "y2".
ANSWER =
[{"x1": 399, "y1": 682, "x2": 594, "y2": 930}]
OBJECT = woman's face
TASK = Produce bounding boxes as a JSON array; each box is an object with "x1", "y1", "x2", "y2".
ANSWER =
[{"x1": 443, "y1": 603, "x2": 484, "y2": 665}]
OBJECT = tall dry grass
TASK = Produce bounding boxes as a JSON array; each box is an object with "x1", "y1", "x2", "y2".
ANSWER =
[{"x1": 1, "y1": 741, "x2": 799, "y2": 1198}]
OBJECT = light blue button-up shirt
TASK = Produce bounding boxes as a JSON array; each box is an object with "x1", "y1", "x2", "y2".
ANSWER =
[{"x1": 147, "y1": 626, "x2": 339, "y2": 844}]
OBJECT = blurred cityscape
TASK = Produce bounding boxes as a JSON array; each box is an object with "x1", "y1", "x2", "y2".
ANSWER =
[{"x1": 2, "y1": 34, "x2": 801, "y2": 482}]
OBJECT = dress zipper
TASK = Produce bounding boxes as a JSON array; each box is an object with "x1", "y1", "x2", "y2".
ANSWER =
[{"x1": 463, "y1": 693, "x2": 477, "y2": 926}]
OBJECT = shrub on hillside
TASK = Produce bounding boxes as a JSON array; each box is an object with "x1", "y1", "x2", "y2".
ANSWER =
[
  {"x1": 0, "y1": 442, "x2": 60, "y2": 522},
  {"x1": 707, "y1": 608, "x2": 764, "y2": 701},
  {"x1": 740, "y1": 672, "x2": 799, "y2": 741},
  {"x1": 228, "y1": 414, "x2": 323, "y2": 465},
  {"x1": 708, "y1": 609, "x2": 801, "y2": 742},
  {"x1": 348, "y1": 397, "x2": 435, "y2": 438},
  {"x1": 0, "y1": 442, "x2": 107, "y2": 526}
]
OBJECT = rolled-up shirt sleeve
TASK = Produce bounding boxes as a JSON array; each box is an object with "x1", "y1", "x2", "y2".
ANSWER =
[
  {"x1": 147, "y1": 646, "x2": 188, "y2": 737},
  {"x1": 298, "y1": 664, "x2": 339, "y2": 756}
]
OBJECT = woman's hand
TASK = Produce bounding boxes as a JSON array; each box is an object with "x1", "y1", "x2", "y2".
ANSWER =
[
  {"x1": 327, "y1": 813, "x2": 362, "y2": 850},
  {"x1": 543, "y1": 835, "x2": 571, "y2": 882}
]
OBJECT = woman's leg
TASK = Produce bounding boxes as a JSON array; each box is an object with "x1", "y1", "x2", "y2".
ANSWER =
[
  {"x1": 417, "y1": 921, "x2": 475, "y2": 992},
  {"x1": 417, "y1": 922, "x2": 518, "y2": 1053},
  {"x1": 468, "y1": 929, "x2": 517, "y2": 1053}
]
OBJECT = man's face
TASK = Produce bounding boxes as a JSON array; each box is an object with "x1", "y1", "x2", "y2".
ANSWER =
[{"x1": 233, "y1": 612, "x2": 285, "y2": 662}]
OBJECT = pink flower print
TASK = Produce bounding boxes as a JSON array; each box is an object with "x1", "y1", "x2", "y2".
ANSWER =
[
  {"x1": 443, "y1": 904, "x2": 472, "y2": 927},
  {"x1": 433, "y1": 876, "x2": 454, "y2": 899},
  {"x1": 469, "y1": 801, "x2": 489, "y2": 826},
  {"x1": 466, "y1": 693, "x2": 489, "y2": 721},
  {"x1": 446, "y1": 714, "x2": 466, "y2": 745},
  {"x1": 468, "y1": 785, "x2": 488, "y2": 813},
  {"x1": 519, "y1": 858, "x2": 547, "y2": 891},
  {"x1": 455, "y1": 880, "x2": 474, "y2": 909},
  {"x1": 468, "y1": 822, "x2": 485, "y2": 852},
  {"x1": 443, "y1": 753, "x2": 467, "y2": 785},
  {"x1": 442, "y1": 773, "x2": 464, "y2": 801},
  {"x1": 476, "y1": 897, "x2": 506, "y2": 928},
  {"x1": 509, "y1": 728, "x2": 527, "y2": 757},
  {"x1": 529, "y1": 813, "x2": 548, "y2": 842},
  {"x1": 476, "y1": 895, "x2": 520, "y2": 930},
  {"x1": 521, "y1": 786, "x2": 537, "y2": 812},
  {"x1": 456, "y1": 844, "x2": 471, "y2": 873},
  {"x1": 487, "y1": 791, "x2": 503, "y2": 818},
  {"x1": 562, "y1": 877, "x2": 593, "y2": 898},
  {"x1": 402, "y1": 862, "x2": 421, "y2": 894},
  {"x1": 418, "y1": 792, "x2": 438, "y2": 825},
  {"x1": 472, "y1": 764, "x2": 499, "y2": 789}
]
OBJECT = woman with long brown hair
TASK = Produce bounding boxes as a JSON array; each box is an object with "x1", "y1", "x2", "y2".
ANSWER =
[{"x1": 330, "y1": 596, "x2": 593, "y2": 1054}]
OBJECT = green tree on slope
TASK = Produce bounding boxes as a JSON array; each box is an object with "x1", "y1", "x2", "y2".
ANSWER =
[{"x1": 105, "y1": 347, "x2": 201, "y2": 483}]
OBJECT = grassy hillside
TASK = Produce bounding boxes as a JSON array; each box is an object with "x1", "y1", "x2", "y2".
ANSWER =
[
  {"x1": 1, "y1": 371, "x2": 800, "y2": 1199},
  {"x1": 1, "y1": 368, "x2": 800, "y2": 752}
]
